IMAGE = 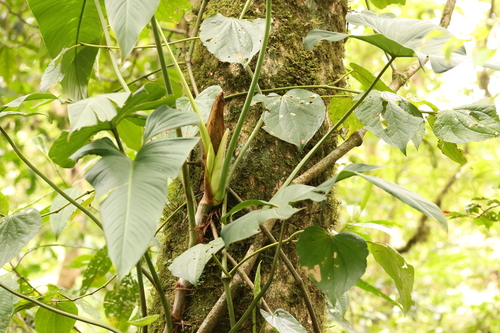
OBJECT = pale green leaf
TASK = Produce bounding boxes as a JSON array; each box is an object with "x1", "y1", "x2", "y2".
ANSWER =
[
  {"x1": 432, "y1": 98, "x2": 500, "y2": 143},
  {"x1": 0, "y1": 93, "x2": 58, "y2": 112},
  {"x1": 369, "y1": 243, "x2": 414, "y2": 313},
  {"x1": 354, "y1": 90, "x2": 424, "y2": 154},
  {"x1": 105, "y1": 0, "x2": 160, "y2": 57},
  {"x1": 369, "y1": 0, "x2": 405, "y2": 9},
  {"x1": 437, "y1": 140, "x2": 467, "y2": 165},
  {"x1": 117, "y1": 118, "x2": 143, "y2": 151},
  {"x1": 260, "y1": 308, "x2": 307, "y2": 333},
  {"x1": 168, "y1": 238, "x2": 224, "y2": 286},
  {"x1": 200, "y1": 13, "x2": 265, "y2": 64},
  {"x1": 34, "y1": 301, "x2": 77, "y2": 333},
  {"x1": 255, "y1": 89, "x2": 326, "y2": 151},
  {"x1": 0, "y1": 209, "x2": 42, "y2": 268},
  {"x1": 349, "y1": 63, "x2": 393, "y2": 92},
  {"x1": 40, "y1": 48, "x2": 66, "y2": 93},
  {"x1": 128, "y1": 314, "x2": 160, "y2": 326},
  {"x1": 28, "y1": 0, "x2": 102, "y2": 100},
  {"x1": 297, "y1": 227, "x2": 368, "y2": 306},
  {"x1": 0, "y1": 273, "x2": 18, "y2": 333},
  {"x1": 68, "y1": 92, "x2": 130, "y2": 134},
  {"x1": 71, "y1": 137, "x2": 198, "y2": 278},
  {"x1": 50, "y1": 188, "x2": 82, "y2": 239},
  {"x1": 220, "y1": 200, "x2": 277, "y2": 224},
  {"x1": 0, "y1": 193, "x2": 8, "y2": 216},
  {"x1": 143, "y1": 106, "x2": 199, "y2": 142},
  {"x1": 155, "y1": 0, "x2": 191, "y2": 24},
  {"x1": 356, "y1": 279, "x2": 403, "y2": 310}
]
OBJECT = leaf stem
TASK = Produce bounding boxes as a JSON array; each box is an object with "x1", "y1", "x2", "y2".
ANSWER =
[
  {"x1": 0, "y1": 283, "x2": 123, "y2": 333},
  {"x1": 40, "y1": 190, "x2": 94, "y2": 217},
  {"x1": 151, "y1": 17, "x2": 174, "y2": 95},
  {"x1": 279, "y1": 57, "x2": 396, "y2": 190},
  {"x1": 217, "y1": 0, "x2": 273, "y2": 201},
  {"x1": 136, "y1": 262, "x2": 149, "y2": 333},
  {"x1": 93, "y1": 0, "x2": 130, "y2": 93},
  {"x1": 0, "y1": 127, "x2": 103, "y2": 229},
  {"x1": 144, "y1": 252, "x2": 174, "y2": 333}
]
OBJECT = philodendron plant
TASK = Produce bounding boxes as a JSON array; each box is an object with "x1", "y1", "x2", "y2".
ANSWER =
[{"x1": 0, "y1": 1, "x2": 499, "y2": 333}]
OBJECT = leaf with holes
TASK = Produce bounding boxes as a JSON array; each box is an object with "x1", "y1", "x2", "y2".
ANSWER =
[
  {"x1": 355, "y1": 90, "x2": 423, "y2": 154},
  {"x1": 200, "y1": 13, "x2": 265, "y2": 64},
  {"x1": 80, "y1": 247, "x2": 112, "y2": 295},
  {"x1": 70, "y1": 137, "x2": 198, "y2": 278},
  {"x1": 168, "y1": 238, "x2": 224, "y2": 286},
  {"x1": 369, "y1": 243, "x2": 414, "y2": 313},
  {"x1": 432, "y1": 98, "x2": 500, "y2": 143},
  {"x1": 254, "y1": 89, "x2": 326, "y2": 151},
  {"x1": 297, "y1": 226, "x2": 368, "y2": 307},
  {"x1": 105, "y1": 0, "x2": 161, "y2": 57},
  {"x1": 0, "y1": 209, "x2": 42, "y2": 268},
  {"x1": 104, "y1": 274, "x2": 138, "y2": 331}
]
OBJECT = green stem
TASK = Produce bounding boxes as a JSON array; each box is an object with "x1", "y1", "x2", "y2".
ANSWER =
[
  {"x1": 93, "y1": 0, "x2": 130, "y2": 93},
  {"x1": 111, "y1": 126, "x2": 125, "y2": 152},
  {"x1": 228, "y1": 219, "x2": 285, "y2": 333},
  {"x1": 151, "y1": 17, "x2": 174, "y2": 95},
  {"x1": 41, "y1": 190, "x2": 94, "y2": 217},
  {"x1": 144, "y1": 253, "x2": 174, "y2": 333},
  {"x1": 279, "y1": 57, "x2": 396, "y2": 190},
  {"x1": 136, "y1": 262, "x2": 148, "y2": 333},
  {"x1": 0, "y1": 283, "x2": 122, "y2": 333},
  {"x1": 223, "y1": 275, "x2": 236, "y2": 327},
  {"x1": 0, "y1": 127, "x2": 103, "y2": 229},
  {"x1": 228, "y1": 230, "x2": 302, "y2": 276},
  {"x1": 217, "y1": 0, "x2": 273, "y2": 200},
  {"x1": 224, "y1": 84, "x2": 360, "y2": 100},
  {"x1": 239, "y1": 0, "x2": 254, "y2": 19}
]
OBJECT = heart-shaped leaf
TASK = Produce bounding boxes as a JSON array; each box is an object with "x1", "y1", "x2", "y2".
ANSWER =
[
  {"x1": 68, "y1": 92, "x2": 130, "y2": 134},
  {"x1": 254, "y1": 89, "x2": 326, "y2": 151},
  {"x1": 200, "y1": 14, "x2": 265, "y2": 64},
  {"x1": 28, "y1": 0, "x2": 102, "y2": 100},
  {"x1": 0, "y1": 209, "x2": 42, "y2": 268},
  {"x1": 34, "y1": 301, "x2": 77, "y2": 333},
  {"x1": 168, "y1": 238, "x2": 224, "y2": 286},
  {"x1": 260, "y1": 309, "x2": 307, "y2": 333},
  {"x1": 305, "y1": 11, "x2": 469, "y2": 73},
  {"x1": 105, "y1": 0, "x2": 161, "y2": 57},
  {"x1": 297, "y1": 226, "x2": 368, "y2": 306},
  {"x1": 369, "y1": 243, "x2": 414, "y2": 313},
  {"x1": 432, "y1": 98, "x2": 500, "y2": 143},
  {"x1": 70, "y1": 137, "x2": 198, "y2": 278},
  {"x1": 355, "y1": 90, "x2": 424, "y2": 154}
]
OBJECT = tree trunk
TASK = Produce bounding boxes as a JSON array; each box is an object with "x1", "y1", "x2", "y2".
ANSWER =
[{"x1": 150, "y1": 1, "x2": 347, "y2": 332}]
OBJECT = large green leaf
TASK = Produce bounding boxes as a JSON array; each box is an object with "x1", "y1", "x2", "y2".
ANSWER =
[
  {"x1": 354, "y1": 90, "x2": 424, "y2": 154},
  {"x1": 432, "y1": 98, "x2": 500, "y2": 143},
  {"x1": 176, "y1": 85, "x2": 222, "y2": 137},
  {"x1": 305, "y1": 11, "x2": 467, "y2": 73},
  {"x1": 199, "y1": 13, "x2": 265, "y2": 65},
  {"x1": 28, "y1": 0, "x2": 102, "y2": 100},
  {"x1": 34, "y1": 301, "x2": 77, "y2": 333},
  {"x1": 297, "y1": 226, "x2": 368, "y2": 306},
  {"x1": 49, "y1": 124, "x2": 110, "y2": 168},
  {"x1": 105, "y1": 0, "x2": 160, "y2": 57},
  {"x1": 254, "y1": 89, "x2": 326, "y2": 151},
  {"x1": 70, "y1": 137, "x2": 198, "y2": 278},
  {"x1": 68, "y1": 92, "x2": 130, "y2": 134},
  {"x1": 80, "y1": 247, "x2": 112, "y2": 295},
  {"x1": 143, "y1": 106, "x2": 199, "y2": 142},
  {"x1": 260, "y1": 309, "x2": 307, "y2": 333},
  {"x1": 0, "y1": 273, "x2": 18, "y2": 333},
  {"x1": 369, "y1": 243, "x2": 414, "y2": 313},
  {"x1": 49, "y1": 188, "x2": 82, "y2": 240},
  {"x1": 0, "y1": 209, "x2": 42, "y2": 268},
  {"x1": 104, "y1": 274, "x2": 138, "y2": 331},
  {"x1": 168, "y1": 238, "x2": 224, "y2": 286}
]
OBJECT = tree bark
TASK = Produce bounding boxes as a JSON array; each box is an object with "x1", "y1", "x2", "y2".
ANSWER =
[{"x1": 150, "y1": 1, "x2": 347, "y2": 332}]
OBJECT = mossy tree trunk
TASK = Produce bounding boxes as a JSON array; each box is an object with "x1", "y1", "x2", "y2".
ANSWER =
[{"x1": 150, "y1": 1, "x2": 347, "y2": 332}]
